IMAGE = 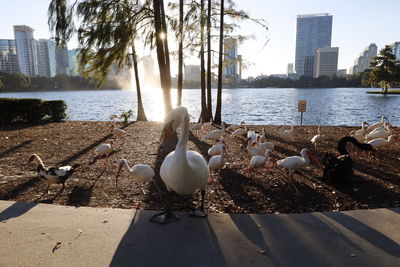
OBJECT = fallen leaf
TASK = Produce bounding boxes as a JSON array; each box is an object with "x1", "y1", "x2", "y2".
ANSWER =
[
  {"x1": 350, "y1": 253, "x2": 356, "y2": 257},
  {"x1": 52, "y1": 242, "x2": 62, "y2": 253},
  {"x1": 260, "y1": 250, "x2": 267, "y2": 254},
  {"x1": 102, "y1": 220, "x2": 108, "y2": 224}
]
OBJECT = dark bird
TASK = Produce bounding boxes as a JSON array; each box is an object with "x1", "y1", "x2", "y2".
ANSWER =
[
  {"x1": 322, "y1": 136, "x2": 375, "y2": 185},
  {"x1": 27, "y1": 154, "x2": 80, "y2": 196}
]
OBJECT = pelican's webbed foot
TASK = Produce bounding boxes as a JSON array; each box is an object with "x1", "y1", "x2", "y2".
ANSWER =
[{"x1": 149, "y1": 210, "x2": 180, "y2": 225}]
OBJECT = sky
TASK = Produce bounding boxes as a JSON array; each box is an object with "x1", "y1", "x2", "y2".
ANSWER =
[{"x1": 1, "y1": 0, "x2": 399, "y2": 78}]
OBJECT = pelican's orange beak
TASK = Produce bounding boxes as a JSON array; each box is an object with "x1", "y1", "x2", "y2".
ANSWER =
[{"x1": 307, "y1": 152, "x2": 323, "y2": 169}]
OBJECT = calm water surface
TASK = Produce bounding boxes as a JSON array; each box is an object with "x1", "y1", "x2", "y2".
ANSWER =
[{"x1": 1, "y1": 88, "x2": 399, "y2": 126}]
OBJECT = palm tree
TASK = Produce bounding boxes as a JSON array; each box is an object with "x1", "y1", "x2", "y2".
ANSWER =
[{"x1": 214, "y1": 0, "x2": 224, "y2": 125}]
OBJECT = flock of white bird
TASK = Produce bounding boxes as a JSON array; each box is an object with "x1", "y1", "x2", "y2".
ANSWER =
[{"x1": 26, "y1": 108, "x2": 398, "y2": 223}]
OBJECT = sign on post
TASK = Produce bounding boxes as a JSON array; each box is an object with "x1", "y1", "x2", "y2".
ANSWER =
[{"x1": 298, "y1": 100, "x2": 307, "y2": 125}]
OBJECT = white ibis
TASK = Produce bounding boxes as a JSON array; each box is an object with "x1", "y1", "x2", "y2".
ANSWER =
[
  {"x1": 208, "y1": 138, "x2": 228, "y2": 156},
  {"x1": 249, "y1": 149, "x2": 273, "y2": 173},
  {"x1": 208, "y1": 145, "x2": 227, "y2": 176},
  {"x1": 367, "y1": 116, "x2": 387, "y2": 131},
  {"x1": 246, "y1": 138, "x2": 264, "y2": 157},
  {"x1": 231, "y1": 125, "x2": 248, "y2": 138},
  {"x1": 247, "y1": 130, "x2": 258, "y2": 145},
  {"x1": 311, "y1": 126, "x2": 322, "y2": 151},
  {"x1": 259, "y1": 128, "x2": 267, "y2": 143},
  {"x1": 255, "y1": 135, "x2": 275, "y2": 153},
  {"x1": 366, "y1": 123, "x2": 393, "y2": 140},
  {"x1": 277, "y1": 148, "x2": 321, "y2": 195},
  {"x1": 115, "y1": 159, "x2": 164, "y2": 208},
  {"x1": 150, "y1": 106, "x2": 209, "y2": 224},
  {"x1": 203, "y1": 122, "x2": 226, "y2": 143},
  {"x1": 109, "y1": 124, "x2": 126, "y2": 143},
  {"x1": 367, "y1": 135, "x2": 397, "y2": 149},
  {"x1": 94, "y1": 140, "x2": 114, "y2": 169},
  {"x1": 227, "y1": 121, "x2": 245, "y2": 132},
  {"x1": 27, "y1": 154, "x2": 79, "y2": 197},
  {"x1": 278, "y1": 125, "x2": 294, "y2": 141}
]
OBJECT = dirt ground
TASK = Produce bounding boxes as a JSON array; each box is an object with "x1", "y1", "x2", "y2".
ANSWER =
[{"x1": 0, "y1": 121, "x2": 399, "y2": 214}]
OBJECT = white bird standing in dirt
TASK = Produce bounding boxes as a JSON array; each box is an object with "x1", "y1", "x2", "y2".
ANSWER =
[
  {"x1": 277, "y1": 148, "x2": 321, "y2": 195},
  {"x1": 208, "y1": 145, "x2": 227, "y2": 176},
  {"x1": 366, "y1": 123, "x2": 393, "y2": 140},
  {"x1": 246, "y1": 138, "x2": 264, "y2": 157},
  {"x1": 109, "y1": 124, "x2": 126, "y2": 145},
  {"x1": 249, "y1": 149, "x2": 273, "y2": 172},
  {"x1": 350, "y1": 121, "x2": 369, "y2": 136},
  {"x1": 278, "y1": 125, "x2": 294, "y2": 141},
  {"x1": 27, "y1": 154, "x2": 79, "y2": 197},
  {"x1": 115, "y1": 159, "x2": 164, "y2": 208},
  {"x1": 311, "y1": 126, "x2": 322, "y2": 151},
  {"x1": 227, "y1": 121, "x2": 245, "y2": 132},
  {"x1": 203, "y1": 122, "x2": 226, "y2": 143},
  {"x1": 231, "y1": 125, "x2": 248, "y2": 138},
  {"x1": 255, "y1": 136, "x2": 275, "y2": 154},
  {"x1": 94, "y1": 140, "x2": 114, "y2": 169},
  {"x1": 208, "y1": 138, "x2": 228, "y2": 156},
  {"x1": 259, "y1": 128, "x2": 267, "y2": 143}
]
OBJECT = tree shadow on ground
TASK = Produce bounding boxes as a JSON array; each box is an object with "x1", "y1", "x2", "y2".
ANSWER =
[{"x1": 0, "y1": 140, "x2": 33, "y2": 158}]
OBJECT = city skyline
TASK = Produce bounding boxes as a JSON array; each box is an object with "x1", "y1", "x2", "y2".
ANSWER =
[{"x1": 0, "y1": 0, "x2": 399, "y2": 78}]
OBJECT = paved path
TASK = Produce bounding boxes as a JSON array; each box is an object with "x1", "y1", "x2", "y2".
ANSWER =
[{"x1": 0, "y1": 201, "x2": 399, "y2": 266}]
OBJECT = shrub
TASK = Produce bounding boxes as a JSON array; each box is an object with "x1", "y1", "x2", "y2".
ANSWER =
[{"x1": 0, "y1": 98, "x2": 67, "y2": 124}]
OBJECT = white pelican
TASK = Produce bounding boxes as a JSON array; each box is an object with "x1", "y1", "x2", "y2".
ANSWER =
[
  {"x1": 278, "y1": 125, "x2": 294, "y2": 141},
  {"x1": 208, "y1": 138, "x2": 228, "y2": 156},
  {"x1": 27, "y1": 154, "x2": 79, "y2": 197},
  {"x1": 249, "y1": 149, "x2": 273, "y2": 172},
  {"x1": 365, "y1": 123, "x2": 393, "y2": 140},
  {"x1": 109, "y1": 124, "x2": 126, "y2": 146},
  {"x1": 227, "y1": 121, "x2": 245, "y2": 132},
  {"x1": 277, "y1": 148, "x2": 321, "y2": 195},
  {"x1": 311, "y1": 126, "x2": 322, "y2": 151},
  {"x1": 150, "y1": 106, "x2": 209, "y2": 224},
  {"x1": 203, "y1": 122, "x2": 226, "y2": 143},
  {"x1": 94, "y1": 140, "x2": 114, "y2": 169},
  {"x1": 259, "y1": 128, "x2": 266, "y2": 143},
  {"x1": 208, "y1": 145, "x2": 227, "y2": 176},
  {"x1": 367, "y1": 116, "x2": 387, "y2": 131},
  {"x1": 115, "y1": 159, "x2": 164, "y2": 208}
]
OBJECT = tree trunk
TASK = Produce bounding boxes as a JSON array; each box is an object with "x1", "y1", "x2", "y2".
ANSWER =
[
  {"x1": 131, "y1": 43, "x2": 147, "y2": 121},
  {"x1": 214, "y1": 0, "x2": 224, "y2": 125},
  {"x1": 199, "y1": 0, "x2": 207, "y2": 122},
  {"x1": 177, "y1": 0, "x2": 184, "y2": 106},
  {"x1": 383, "y1": 83, "x2": 388, "y2": 95},
  {"x1": 153, "y1": 0, "x2": 172, "y2": 113},
  {"x1": 206, "y1": 0, "x2": 212, "y2": 121}
]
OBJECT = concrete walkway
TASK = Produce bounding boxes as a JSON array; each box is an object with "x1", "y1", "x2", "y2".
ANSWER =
[{"x1": 0, "y1": 201, "x2": 399, "y2": 267}]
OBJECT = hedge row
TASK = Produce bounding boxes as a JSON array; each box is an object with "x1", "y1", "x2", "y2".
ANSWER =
[{"x1": 0, "y1": 98, "x2": 67, "y2": 124}]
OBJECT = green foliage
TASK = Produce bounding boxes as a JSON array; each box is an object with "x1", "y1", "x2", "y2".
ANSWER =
[
  {"x1": 0, "y1": 98, "x2": 67, "y2": 124},
  {"x1": 110, "y1": 109, "x2": 133, "y2": 123},
  {"x1": 367, "y1": 45, "x2": 400, "y2": 93}
]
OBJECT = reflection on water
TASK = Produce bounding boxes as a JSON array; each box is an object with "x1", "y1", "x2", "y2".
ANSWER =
[{"x1": 1, "y1": 88, "x2": 399, "y2": 126}]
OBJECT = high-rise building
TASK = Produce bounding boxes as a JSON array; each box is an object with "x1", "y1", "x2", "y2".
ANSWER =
[
  {"x1": 389, "y1": 42, "x2": 400, "y2": 61},
  {"x1": 295, "y1": 13, "x2": 332, "y2": 77},
  {"x1": 224, "y1": 37, "x2": 238, "y2": 77},
  {"x1": 0, "y1": 39, "x2": 19, "y2": 73},
  {"x1": 350, "y1": 43, "x2": 377, "y2": 74},
  {"x1": 36, "y1": 40, "x2": 51, "y2": 77},
  {"x1": 184, "y1": 65, "x2": 201, "y2": 82},
  {"x1": 68, "y1": 49, "x2": 78, "y2": 76},
  {"x1": 56, "y1": 45, "x2": 69, "y2": 75},
  {"x1": 337, "y1": 69, "x2": 347, "y2": 77},
  {"x1": 14, "y1": 25, "x2": 38, "y2": 77},
  {"x1": 40, "y1": 39, "x2": 57, "y2": 77},
  {"x1": 313, "y1": 46, "x2": 339, "y2": 77}
]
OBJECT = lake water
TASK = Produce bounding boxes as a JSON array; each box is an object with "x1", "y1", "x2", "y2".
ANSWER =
[{"x1": 1, "y1": 88, "x2": 399, "y2": 126}]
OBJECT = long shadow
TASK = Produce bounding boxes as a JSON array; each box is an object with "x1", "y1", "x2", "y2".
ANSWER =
[
  {"x1": 0, "y1": 140, "x2": 32, "y2": 158},
  {"x1": 109, "y1": 211, "x2": 228, "y2": 266},
  {"x1": 323, "y1": 211, "x2": 400, "y2": 257},
  {"x1": 0, "y1": 176, "x2": 40, "y2": 200},
  {"x1": 229, "y1": 214, "x2": 269, "y2": 250},
  {"x1": 0, "y1": 201, "x2": 37, "y2": 222},
  {"x1": 0, "y1": 122, "x2": 48, "y2": 132}
]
